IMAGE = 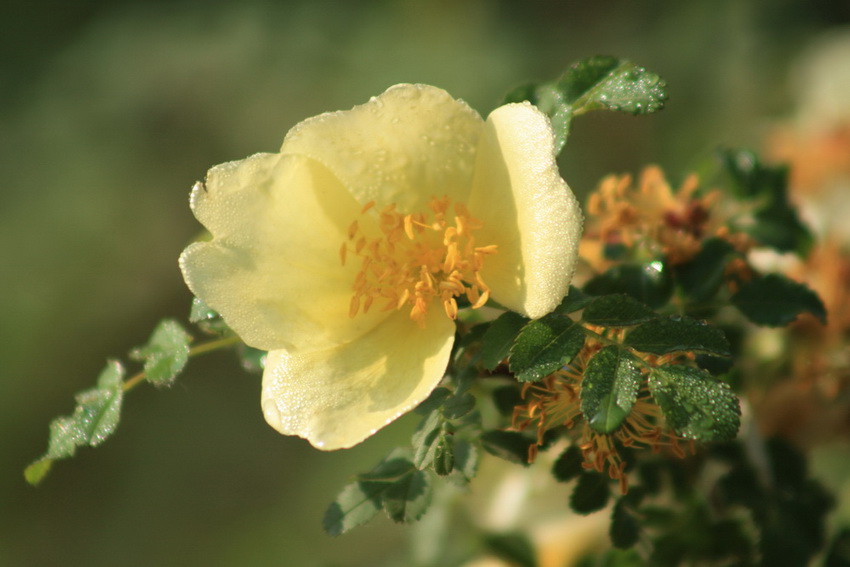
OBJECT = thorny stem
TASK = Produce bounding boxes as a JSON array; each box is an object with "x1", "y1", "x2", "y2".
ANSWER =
[{"x1": 121, "y1": 334, "x2": 242, "y2": 392}]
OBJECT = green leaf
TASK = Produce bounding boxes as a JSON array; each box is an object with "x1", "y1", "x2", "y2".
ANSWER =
[
  {"x1": 582, "y1": 294, "x2": 657, "y2": 327},
  {"x1": 432, "y1": 432, "x2": 455, "y2": 476},
  {"x1": 412, "y1": 411, "x2": 443, "y2": 470},
  {"x1": 130, "y1": 319, "x2": 192, "y2": 386},
  {"x1": 382, "y1": 469, "x2": 432, "y2": 524},
  {"x1": 509, "y1": 314, "x2": 585, "y2": 382},
  {"x1": 718, "y1": 149, "x2": 813, "y2": 255},
  {"x1": 570, "y1": 471, "x2": 611, "y2": 514},
  {"x1": 323, "y1": 480, "x2": 383, "y2": 536},
  {"x1": 492, "y1": 385, "x2": 523, "y2": 416},
  {"x1": 581, "y1": 347, "x2": 642, "y2": 434},
  {"x1": 482, "y1": 532, "x2": 538, "y2": 567},
  {"x1": 719, "y1": 148, "x2": 782, "y2": 199},
  {"x1": 648, "y1": 365, "x2": 740, "y2": 441},
  {"x1": 23, "y1": 459, "x2": 53, "y2": 485},
  {"x1": 674, "y1": 238, "x2": 737, "y2": 303},
  {"x1": 24, "y1": 360, "x2": 126, "y2": 486},
  {"x1": 324, "y1": 455, "x2": 429, "y2": 535},
  {"x1": 480, "y1": 430, "x2": 533, "y2": 465},
  {"x1": 732, "y1": 274, "x2": 826, "y2": 326},
  {"x1": 415, "y1": 387, "x2": 452, "y2": 415},
  {"x1": 552, "y1": 445, "x2": 584, "y2": 482},
  {"x1": 585, "y1": 263, "x2": 674, "y2": 309},
  {"x1": 559, "y1": 56, "x2": 667, "y2": 116},
  {"x1": 611, "y1": 497, "x2": 641, "y2": 549},
  {"x1": 447, "y1": 441, "x2": 479, "y2": 485},
  {"x1": 625, "y1": 316, "x2": 731, "y2": 357},
  {"x1": 188, "y1": 296, "x2": 229, "y2": 334},
  {"x1": 751, "y1": 203, "x2": 814, "y2": 255},
  {"x1": 505, "y1": 57, "x2": 667, "y2": 154},
  {"x1": 555, "y1": 285, "x2": 594, "y2": 314},
  {"x1": 480, "y1": 311, "x2": 530, "y2": 371},
  {"x1": 443, "y1": 392, "x2": 476, "y2": 419}
]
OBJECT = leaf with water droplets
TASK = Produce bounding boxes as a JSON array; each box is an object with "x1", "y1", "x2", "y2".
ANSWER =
[
  {"x1": 130, "y1": 319, "x2": 192, "y2": 387},
  {"x1": 581, "y1": 346, "x2": 642, "y2": 434},
  {"x1": 480, "y1": 311, "x2": 530, "y2": 371},
  {"x1": 509, "y1": 313, "x2": 585, "y2": 382},
  {"x1": 562, "y1": 56, "x2": 668, "y2": 116},
  {"x1": 24, "y1": 360, "x2": 125, "y2": 485},
  {"x1": 582, "y1": 294, "x2": 657, "y2": 327},
  {"x1": 625, "y1": 316, "x2": 730, "y2": 357},
  {"x1": 504, "y1": 57, "x2": 667, "y2": 154},
  {"x1": 648, "y1": 365, "x2": 740, "y2": 441}
]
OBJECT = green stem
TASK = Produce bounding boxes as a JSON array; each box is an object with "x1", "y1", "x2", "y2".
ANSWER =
[{"x1": 122, "y1": 334, "x2": 242, "y2": 392}]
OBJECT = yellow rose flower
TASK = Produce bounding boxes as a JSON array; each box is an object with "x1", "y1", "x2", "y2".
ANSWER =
[{"x1": 179, "y1": 84, "x2": 582, "y2": 450}]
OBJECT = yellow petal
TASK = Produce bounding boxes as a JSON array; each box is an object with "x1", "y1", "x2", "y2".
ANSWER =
[
  {"x1": 180, "y1": 152, "x2": 386, "y2": 351},
  {"x1": 261, "y1": 308, "x2": 455, "y2": 450},
  {"x1": 280, "y1": 84, "x2": 484, "y2": 212},
  {"x1": 468, "y1": 102, "x2": 583, "y2": 319}
]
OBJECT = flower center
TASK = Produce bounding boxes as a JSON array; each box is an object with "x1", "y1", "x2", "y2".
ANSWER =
[{"x1": 340, "y1": 196, "x2": 497, "y2": 327}]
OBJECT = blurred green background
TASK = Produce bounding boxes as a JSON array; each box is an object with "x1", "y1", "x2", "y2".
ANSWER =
[{"x1": 3, "y1": 1, "x2": 848, "y2": 565}]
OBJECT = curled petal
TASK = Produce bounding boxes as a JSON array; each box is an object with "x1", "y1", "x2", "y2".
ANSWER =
[{"x1": 468, "y1": 102, "x2": 583, "y2": 318}]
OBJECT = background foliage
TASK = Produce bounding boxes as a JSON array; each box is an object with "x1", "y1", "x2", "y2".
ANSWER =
[{"x1": 4, "y1": 0, "x2": 850, "y2": 565}]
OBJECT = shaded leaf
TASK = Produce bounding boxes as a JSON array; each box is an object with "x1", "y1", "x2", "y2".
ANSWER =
[
  {"x1": 581, "y1": 347, "x2": 642, "y2": 434},
  {"x1": 648, "y1": 365, "x2": 740, "y2": 441},
  {"x1": 480, "y1": 312, "x2": 530, "y2": 370},
  {"x1": 492, "y1": 385, "x2": 523, "y2": 417},
  {"x1": 412, "y1": 411, "x2": 443, "y2": 470},
  {"x1": 323, "y1": 480, "x2": 383, "y2": 536},
  {"x1": 570, "y1": 471, "x2": 611, "y2": 514},
  {"x1": 447, "y1": 441, "x2": 479, "y2": 486},
  {"x1": 585, "y1": 263, "x2": 673, "y2": 309},
  {"x1": 582, "y1": 294, "x2": 657, "y2": 327},
  {"x1": 732, "y1": 274, "x2": 826, "y2": 326},
  {"x1": 433, "y1": 432, "x2": 455, "y2": 476},
  {"x1": 555, "y1": 285, "x2": 594, "y2": 314},
  {"x1": 324, "y1": 455, "x2": 429, "y2": 535},
  {"x1": 674, "y1": 238, "x2": 737, "y2": 303},
  {"x1": 552, "y1": 445, "x2": 584, "y2": 482},
  {"x1": 625, "y1": 316, "x2": 730, "y2": 357},
  {"x1": 611, "y1": 497, "x2": 641, "y2": 549},
  {"x1": 481, "y1": 430, "x2": 533, "y2": 465},
  {"x1": 483, "y1": 532, "x2": 537, "y2": 567},
  {"x1": 443, "y1": 392, "x2": 476, "y2": 419},
  {"x1": 509, "y1": 314, "x2": 585, "y2": 382},
  {"x1": 382, "y1": 469, "x2": 432, "y2": 524},
  {"x1": 415, "y1": 387, "x2": 452, "y2": 415}
]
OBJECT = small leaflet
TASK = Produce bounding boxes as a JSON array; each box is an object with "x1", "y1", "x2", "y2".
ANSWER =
[
  {"x1": 24, "y1": 360, "x2": 126, "y2": 485},
  {"x1": 130, "y1": 319, "x2": 192, "y2": 387}
]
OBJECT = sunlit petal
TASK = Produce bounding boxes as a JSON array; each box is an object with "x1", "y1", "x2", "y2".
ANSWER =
[
  {"x1": 469, "y1": 102, "x2": 582, "y2": 318},
  {"x1": 281, "y1": 84, "x2": 484, "y2": 211},
  {"x1": 261, "y1": 308, "x2": 455, "y2": 450},
  {"x1": 180, "y1": 153, "x2": 386, "y2": 351}
]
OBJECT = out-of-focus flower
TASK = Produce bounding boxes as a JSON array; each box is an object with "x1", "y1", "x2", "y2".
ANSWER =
[
  {"x1": 180, "y1": 84, "x2": 582, "y2": 449},
  {"x1": 766, "y1": 30, "x2": 850, "y2": 243},
  {"x1": 580, "y1": 166, "x2": 724, "y2": 273}
]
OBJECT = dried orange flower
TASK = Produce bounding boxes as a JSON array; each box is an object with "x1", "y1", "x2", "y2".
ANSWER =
[{"x1": 580, "y1": 166, "x2": 724, "y2": 272}]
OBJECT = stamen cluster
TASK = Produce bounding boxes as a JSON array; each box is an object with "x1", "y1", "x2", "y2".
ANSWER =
[
  {"x1": 513, "y1": 342, "x2": 693, "y2": 493},
  {"x1": 341, "y1": 196, "x2": 497, "y2": 327}
]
